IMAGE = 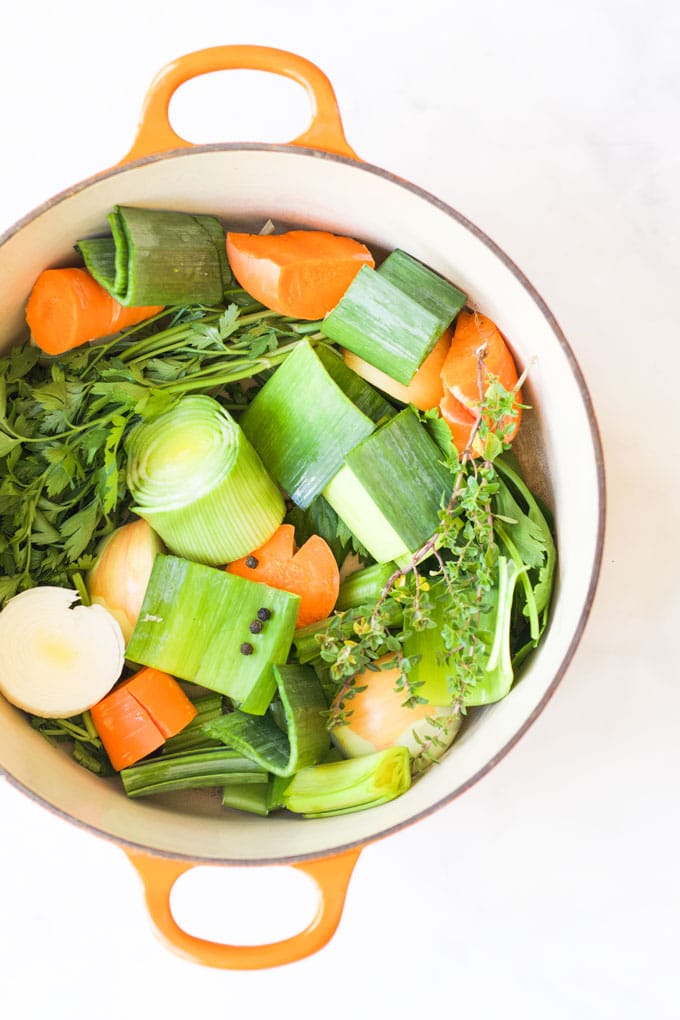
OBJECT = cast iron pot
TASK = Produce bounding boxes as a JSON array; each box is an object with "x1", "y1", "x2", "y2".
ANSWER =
[{"x1": 0, "y1": 46, "x2": 605, "y2": 969}]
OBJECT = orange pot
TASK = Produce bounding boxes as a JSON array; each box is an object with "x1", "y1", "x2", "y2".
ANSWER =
[{"x1": 0, "y1": 45, "x2": 605, "y2": 970}]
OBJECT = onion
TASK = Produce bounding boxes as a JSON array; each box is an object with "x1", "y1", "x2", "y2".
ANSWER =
[
  {"x1": 87, "y1": 518, "x2": 165, "y2": 643},
  {"x1": 330, "y1": 655, "x2": 461, "y2": 762},
  {"x1": 0, "y1": 587, "x2": 125, "y2": 717}
]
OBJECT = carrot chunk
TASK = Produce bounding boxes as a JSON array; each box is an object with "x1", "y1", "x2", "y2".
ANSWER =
[
  {"x1": 226, "y1": 230, "x2": 375, "y2": 320},
  {"x1": 25, "y1": 267, "x2": 164, "y2": 356},
  {"x1": 226, "y1": 523, "x2": 340, "y2": 628},
  {"x1": 90, "y1": 667, "x2": 197, "y2": 771},
  {"x1": 439, "y1": 311, "x2": 522, "y2": 453}
]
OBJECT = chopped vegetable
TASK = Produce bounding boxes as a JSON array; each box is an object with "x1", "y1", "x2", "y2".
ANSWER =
[
  {"x1": 25, "y1": 267, "x2": 164, "y2": 356},
  {"x1": 126, "y1": 555, "x2": 300, "y2": 715},
  {"x1": 440, "y1": 310, "x2": 523, "y2": 454},
  {"x1": 343, "y1": 326, "x2": 452, "y2": 411},
  {"x1": 323, "y1": 407, "x2": 453, "y2": 565},
  {"x1": 204, "y1": 663, "x2": 329, "y2": 777},
  {"x1": 0, "y1": 586, "x2": 124, "y2": 717},
  {"x1": 87, "y1": 519, "x2": 165, "y2": 642},
  {"x1": 239, "y1": 340, "x2": 377, "y2": 509},
  {"x1": 126, "y1": 394, "x2": 285, "y2": 565},
  {"x1": 329, "y1": 655, "x2": 461, "y2": 764},
  {"x1": 226, "y1": 229, "x2": 375, "y2": 319},
  {"x1": 120, "y1": 746, "x2": 268, "y2": 798},
  {"x1": 226, "y1": 524, "x2": 340, "y2": 628},
  {"x1": 377, "y1": 249, "x2": 467, "y2": 324},
  {"x1": 76, "y1": 206, "x2": 230, "y2": 306},
  {"x1": 90, "y1": 667, "x2": 197, "y2": 770},
  {"x1": 281, "y1": 746, "x2": 411, "y2": 817}
]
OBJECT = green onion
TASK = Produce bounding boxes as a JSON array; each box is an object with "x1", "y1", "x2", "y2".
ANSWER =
[
  {"x1": 240, "y1": 340, "x2": 377, "y2": 509},
  {"x1": 76, "y1": 206, "x2": 229, "y2": 306},
  {"x1": 120, "y1": 747, "x2": 268, "y2": 798},
  {"x1": 321, "y1": 265, "x2": 444, "y2": 385},
  {"x1": 377, "y1": 249, "x2": 467, "y2": 325},
  {"x1": 203, "y1": 663, "x2": 329, "y2": 777},
  {"x1": 281, "y1": 746, "x2": 411, "y2": 817},
  {"x1": 126, "y1": 394, "x2": 285, "y2": 565},
  {"x1": 125, "y1": 555, "x2": 300, "y2": 715},
  {"x1": 323, "y1": 407, "x2": 454, "y2": 565}
]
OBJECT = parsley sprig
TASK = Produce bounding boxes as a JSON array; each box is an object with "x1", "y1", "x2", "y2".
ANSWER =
[{"x1": 0, "y1": 301, "x2": 321, "y2": 604}]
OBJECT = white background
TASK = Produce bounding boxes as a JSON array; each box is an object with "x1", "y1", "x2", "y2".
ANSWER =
[{"x1": 0, "y1": 1, "x2": 678, "y2": 1016}]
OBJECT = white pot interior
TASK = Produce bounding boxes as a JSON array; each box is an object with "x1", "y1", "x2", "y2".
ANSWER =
[{"x1": 0, "y1": 146, "x2": 604, "y2": 862}]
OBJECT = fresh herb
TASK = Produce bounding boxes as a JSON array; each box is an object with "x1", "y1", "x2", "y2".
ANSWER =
[
  {"x1": 314, "y1": 362, "x2": 554, "y2": 730},
  {"x1": 0, "y1": 301, "x2": 318, "y2": 605},
  {"x1": 30, "y1": 711, "x2": 114, "y2": 776}
]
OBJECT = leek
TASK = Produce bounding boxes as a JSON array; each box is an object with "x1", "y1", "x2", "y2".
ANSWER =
[
  {"x1": 323, "y1": 407, "x2": 454, "y2": 565},
  {"x1": 120, "y1": 747, "x2": 268, "y2": 798},
  {"x1": 377, "y1": 249, "x2": 467, "y2": 325},
  {"x1": 239, "y1": 340, "x2": 377, "y2": 509},
  {"x1": 321, "y1": 266, "x2": 445, "y2": 385},
  {"x1": 281, "y1": 746, "x2": 411, "y2": 817},
  {"x1": 76, "y1": 206, "x2": 229, "y2": 306},
  {"x1": 204, "y1": 663, "x2": 329, "y2": 777},
  {"x1": 126, "y1": 394, "x2": 284, "y2": 565},
  {"x1": 336, "y1": 562, "x2": 397, "y2": 611},
  {"x1": 125, "y1": 555, "x2": 300, "y2": 715}
]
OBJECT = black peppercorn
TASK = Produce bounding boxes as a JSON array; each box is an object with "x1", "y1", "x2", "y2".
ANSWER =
[
  {"x1": 245, "y1": 555, "x2": 258, "y2": 569},
  {"x1": 240, "y1": 642, "x2": 254, "y2": 655},
  {"x1": 257, "y1": 607, "x2": 272, "y2": 621},
  {"x1": 249, "y1": 619, "x2": 263, "y2": 634}
]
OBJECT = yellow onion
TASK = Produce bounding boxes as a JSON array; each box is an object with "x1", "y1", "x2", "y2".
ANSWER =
[
  {"x1": 87, "y1": 518, "x2": 165, "y2": 643},
  {"x1": 330, "y1": 654, "x2": 461, "y2": 763}
]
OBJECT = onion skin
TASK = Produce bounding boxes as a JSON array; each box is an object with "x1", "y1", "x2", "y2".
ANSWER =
[{"x1": 87, "y1": 519, "x2": 165, "y2": 643}]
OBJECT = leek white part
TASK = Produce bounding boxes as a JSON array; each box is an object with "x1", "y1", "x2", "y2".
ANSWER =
[
  {"x1": 323, "y1": 464, "x2": 411, "y2": 564},
  {"x1": 0, "y1": 587, "x2": 125, "y2": 717},
  {"x1": 126, "y1": 394, "x2": 284, "y2": 565}
]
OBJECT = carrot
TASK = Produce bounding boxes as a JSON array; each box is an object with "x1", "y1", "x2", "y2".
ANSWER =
[
  {"x1": 439, "y1": 310, "x2": 522, "y2": 453},
  {"x1": 90, "y1": 667, "x2": 197, "y2": 771},
  {"x1": 25, "y1": 267, "x2": 164, "y2": 356},
  {"x1": 226, "y1": 230, "x2": 375, "y2": 320},
  {"x1": 343, "y1": 326, "x2": 453, "y2": 411},
  {"x1": 226, "y1": 523, "x2": 340, "y2": 628}
]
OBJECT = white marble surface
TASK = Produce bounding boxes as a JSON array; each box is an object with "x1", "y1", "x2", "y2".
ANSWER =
[{"x1": 0, "y1": 2, "x2": 678, "y2": 1016}]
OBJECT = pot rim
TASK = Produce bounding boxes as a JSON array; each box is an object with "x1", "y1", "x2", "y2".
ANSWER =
[{"x1": 0, "y1": 142, "x2": 607, "y2": 864}]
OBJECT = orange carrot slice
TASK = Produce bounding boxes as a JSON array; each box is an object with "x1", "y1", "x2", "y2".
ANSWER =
[
  {"x1": 90, "y1": 667, "x2": 197, "y2": 771},
  {"x1": 343, "y1": 326, "x2": 453, "y2": 411},
  {"x1": 226, "y1": 230, "x2": 375, "y2": 319},
  {"x1": 226, "y1": 523, "x2": 340, "y2": 628},
  {"x1": 25, "y1": 267, "x2": 164, "y2": 356},
  {"x1": 439, "y1": 310, "x2": 522, "y2": 453}
]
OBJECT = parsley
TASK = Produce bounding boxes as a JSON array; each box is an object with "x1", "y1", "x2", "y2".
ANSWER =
[{"x1": 0, "y1": 302, "x2": 319, "y2": 605}]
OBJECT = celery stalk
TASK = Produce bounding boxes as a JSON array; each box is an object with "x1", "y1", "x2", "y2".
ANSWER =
[
  {"x1": 282, "y1": 746, "x2": 411, "y2": 817},
  {"x1": 121, "y1": 747, "x2": 268, "y2": 798}
]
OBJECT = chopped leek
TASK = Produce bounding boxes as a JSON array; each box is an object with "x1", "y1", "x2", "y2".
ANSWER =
[
  {"x1": 281, "y1": 746, "x2": 411, "y2": 817},
  {"x1": 321, "y1": 266, "x2": 445, "y2": 385},
  {"x1": 125, "y1": 555, "x2": 300, "y2": 715},
  {"x1": 239, "y1": 340, "x2": 377, "y2": 508},
  {"x1": 323, "y1": 407, "x2": 453, "y2": 565},
  {"x1": 377, "y1": 249, "x2": 467, "y2": 325},
  {"x1": 203, "y1": 663, "x2": 329, "y2": 777},
  {"x1": 126, "y1": 394, "x2": 284, "y2": 565},
  {"x1": 336, "y1": 562, "x2": 397, "y2": 612},
  {"x1": 76, "y1": 206, "x2": 229, "y2": 306}
]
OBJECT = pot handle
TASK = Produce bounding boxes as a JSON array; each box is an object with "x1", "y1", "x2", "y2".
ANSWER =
[
  {"x1": 119, "y1": 44, "x2": 359, "y2": 165},
  {"x1": 123, "y1": 844, "x2": 362, "y2": 970}
]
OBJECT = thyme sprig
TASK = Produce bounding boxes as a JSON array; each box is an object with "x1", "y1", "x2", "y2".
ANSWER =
[{"x1": 319, "y1": 338, "x2": 526, "y2": 730}]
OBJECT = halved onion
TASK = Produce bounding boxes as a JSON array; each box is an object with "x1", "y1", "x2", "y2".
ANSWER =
[{"x1": 0, "y1": 587, "x2": 125, "y2": 717}]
